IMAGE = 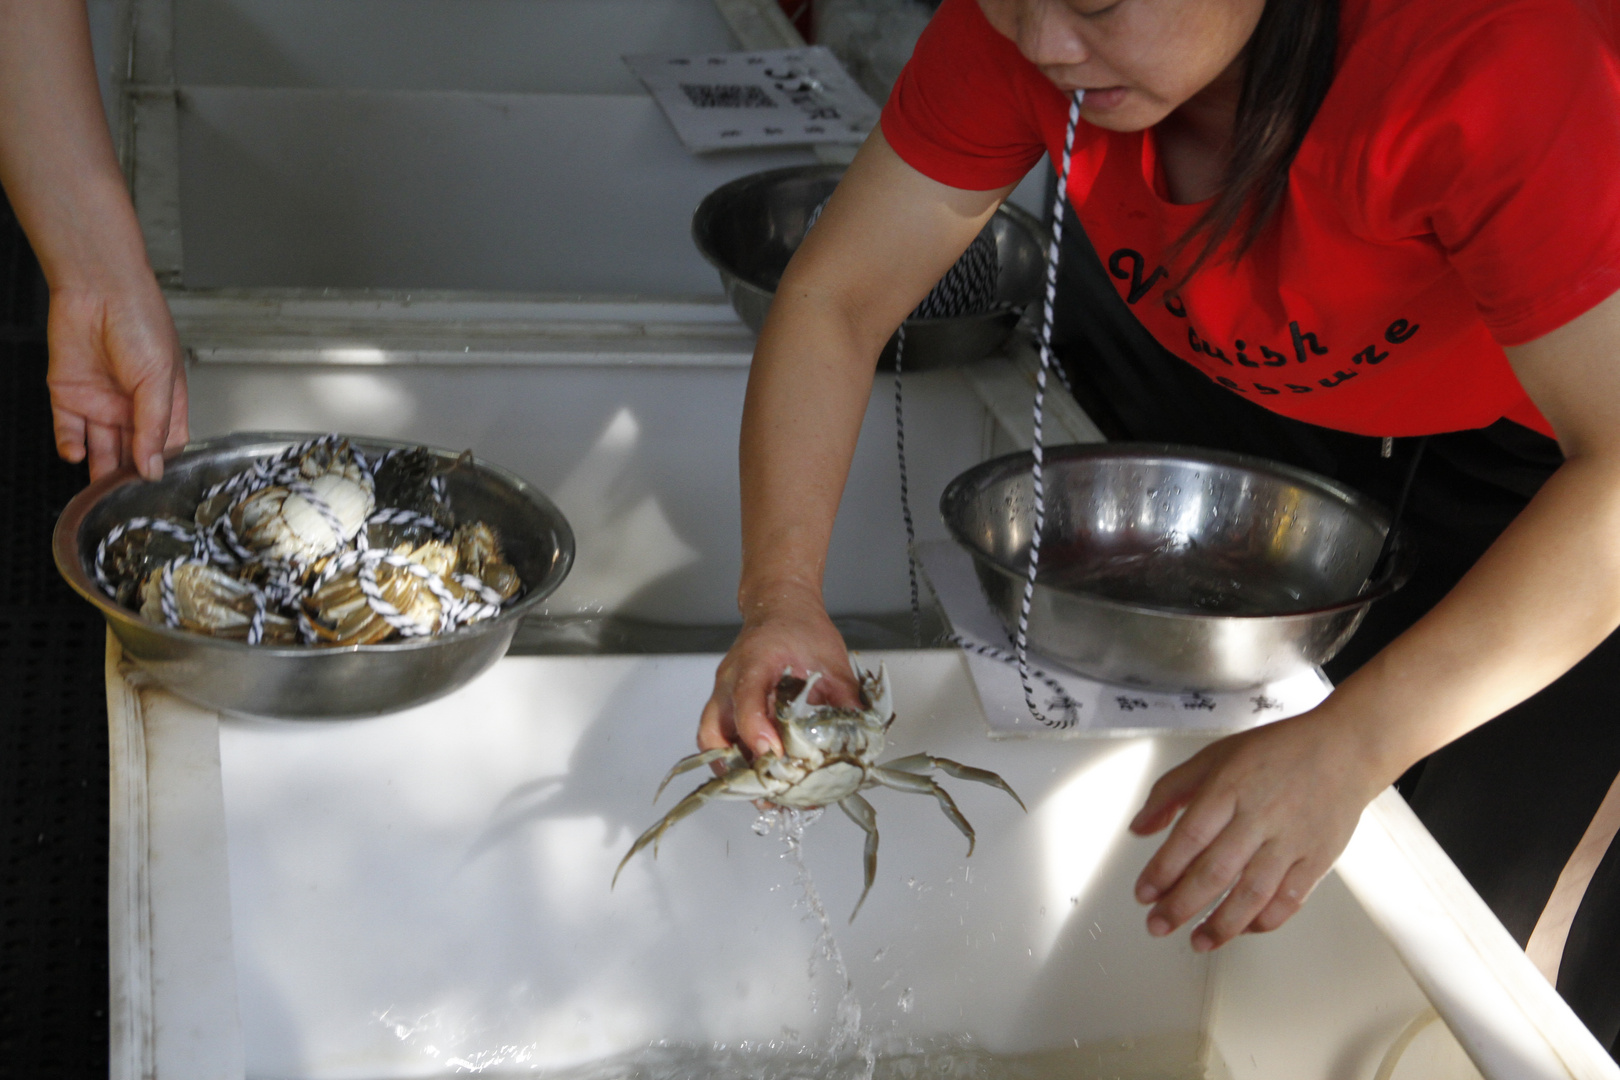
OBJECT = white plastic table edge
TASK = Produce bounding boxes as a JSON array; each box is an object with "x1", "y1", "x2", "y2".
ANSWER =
[
  {"x1": 107, "y1": 632, "x2": 155, "y2": 1080},
  {"x1": 107, "y1": 633, "x2": 246, "y2": 1080},
  {"x1": 1338, "y1": 789, "x2": 1620, "y2": 1080}
]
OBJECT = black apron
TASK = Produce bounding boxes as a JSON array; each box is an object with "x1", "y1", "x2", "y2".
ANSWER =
[{"x1": 1050, "y1": 210, "x2": 1620, "y2": 1054}]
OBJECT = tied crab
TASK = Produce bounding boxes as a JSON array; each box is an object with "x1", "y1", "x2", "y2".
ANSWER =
[
  {"x1": 228, "y1": 439, "x2": 375, "y2": 563},
  {"x1": 614, "y1": 660, "x2": 1025, "y2": 919},
  {"x1": 138, "y1": 560, "x2": 297, "y2": 643},
  {"x1": 93, "y1": 434, "x2": 529, "y2": 646}
]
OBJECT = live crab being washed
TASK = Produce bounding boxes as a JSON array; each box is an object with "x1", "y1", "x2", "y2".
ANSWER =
[
  {"x1": 615, "y1": 659, "x2": 1024, "y2": 919},
  {"x1": 94, "y1": 435, "x2": 525, "y2": 647}
]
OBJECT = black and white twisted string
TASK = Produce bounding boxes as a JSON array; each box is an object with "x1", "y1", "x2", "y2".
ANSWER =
[
  {"x1": 356, "y1": 556, "x2": 438, "y2": 637},
  {"x1": 891, "y1": 325, "x2": 1080, "y2": 728},
  {"x1": 1012, "y1": 90, "x2": 1085, "y2": 728},
  {"x1": 887, "y1": 90, "x2": 1085, "y2": 729},
  {"x1": 807, "y1": 196, "x2": 1002, "y2": 321},
  {"x1": 450, "y1": 572, "x2": 507, "y2": 609},
  {"x1": 279, "y1": 477, "x2": 356, "y2": 553},
  {"x1": 893, "y1": 324, "x2": 924, "y2": 648},
  {"x1": 315, "y1": 547, "x2": 503, "y2": 636},
  {"x1": 105, "y1": 437, "x2": 504, "y2": 645},
  {"x1": 950, "y1": 637, "x2": 1082, "y2": 726},
  {"x1": 196, "y1": 433, "x2": 342, "y2": 506},
  {"x1": 199, "y1": 512, "x2": 256, "y2": 567},
  {"x1": 366, "y1": 506, "x2": 453, "y2": 541},
  {"x1": 246, "y1": 590, "x2": 269, "y2": 646},
  {"x1": 153, "y1": 554, "x2": 279, "y2": 644},
  {"x1": 155, "y1": 557, "x2": 185, "y2": 627},
  {"x1": 94, "y1": 516, "x2": 197, "y2": 598},
  {"x1": 910, "y1": 227, "x2": 1001, "y2": 320}
]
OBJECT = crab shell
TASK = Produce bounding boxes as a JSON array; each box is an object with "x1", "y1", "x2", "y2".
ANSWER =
[
  {"x1": 452, "y1": 521, "x2": 522, "y2": 601},
  {"x1": 750, "y1": 667, "x2": 895, "y2": 807},
  {"x1": 104, "y1": 519, "x2": 194, "y2": 608},
  {"x1": 304, "y1": 540, "x2": 459, "y2": 644},
  {"x1": 136, "y1": 562, "x2": 295, "y2": 643},
  {"x1": 233, "y1": 469, "x2": 375, "y2": 564}
]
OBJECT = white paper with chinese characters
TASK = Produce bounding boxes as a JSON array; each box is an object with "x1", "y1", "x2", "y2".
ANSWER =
[
  {"x1": 624, "y1": 47, "x2": 879, "y2": 153},
  {"x1": 915, "y1": 541, "x2": 1332, "y2": 736}
]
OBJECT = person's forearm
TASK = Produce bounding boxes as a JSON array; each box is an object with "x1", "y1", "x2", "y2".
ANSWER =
[
  {"x1": 734, "y1": 131, "x2": 1012, "y2": 624},
  {"x1": 736, "y1": 292, "x2": 887, "y2": 618},
  {"x1": 1322, "y1": 450, "x2": 1620, "y2": 784},
  {"x1": 0, "y1": 0, "x2": 150, "y2": 289}
]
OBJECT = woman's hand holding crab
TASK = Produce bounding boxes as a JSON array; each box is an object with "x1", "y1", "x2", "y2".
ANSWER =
[{"x1": 699, "y1": 581, "x2": 862, "y2": 760}]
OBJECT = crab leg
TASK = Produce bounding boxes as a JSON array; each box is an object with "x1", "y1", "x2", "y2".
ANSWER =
[
  {"x1": 654, "y1": 746, "x2": 745, "y2": 802},
  {"x1": 867, "y1": 767, "x2": 978, "y2": 856},
  {"x1": 837, "y1": 793, "x2": 880, "y2": 922},
  {"x1": 612, "y1": 775, "x2": 733, "y2": 888},
  {"x1": 880, "y1": 753, "x2": 1027, "y2": 812}
]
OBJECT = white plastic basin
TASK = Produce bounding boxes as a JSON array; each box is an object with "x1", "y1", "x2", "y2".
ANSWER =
[{"x1": 108, "y1": 649, "x2": 1618, "y2": 1080}]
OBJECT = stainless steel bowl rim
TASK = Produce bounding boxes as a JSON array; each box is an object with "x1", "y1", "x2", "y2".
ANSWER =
[
  {"x1": 941, "y1": 442, "x2": 1415, "y2": 623},
  {"x1": 691, "y1": 163, "x2": 1044, "y2": 326},
  {"x1": 53, "y1": 431, "x2": 575, "y2": 657}
]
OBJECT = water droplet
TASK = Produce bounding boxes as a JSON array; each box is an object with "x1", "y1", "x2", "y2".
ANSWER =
[
  {"x1": 898, "y1": 988, "x2": 915, "y2": 1013},
  {"x1": 872, "y1": 947, "x2": 887, "y2": 962}
]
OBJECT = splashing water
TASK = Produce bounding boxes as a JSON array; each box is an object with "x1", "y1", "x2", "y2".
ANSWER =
[
  {"x1": 755, "y1": 807, "x2": 877, "y2": 1080},
  {"x1": 374, "y1": 804, "x2": 1218, "y2": 1079}
]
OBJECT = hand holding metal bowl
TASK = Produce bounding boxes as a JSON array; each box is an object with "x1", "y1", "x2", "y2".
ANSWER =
[
  {"x1": 55, "y1": 433, "x2": 574, "y2": 718},
  {"x1": 941, "y1": 444, "x2": 1414, "y2": 692}
]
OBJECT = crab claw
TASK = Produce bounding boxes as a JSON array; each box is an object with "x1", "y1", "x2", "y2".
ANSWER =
[
  {"x1": 778, "y1": 668, "x2": 822, "y2": 723},
  {"x1": 852, "y1": 658, "x2": 893, "y2": 725}
]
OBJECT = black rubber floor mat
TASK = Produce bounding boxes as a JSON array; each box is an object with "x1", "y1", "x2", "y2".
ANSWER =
[
  {"x1": 0, "y1": 608, "x2": 109, "y2": 1076},
  {"x1": 0, "y1": 193, "x2": 108, "y2": 1079}
]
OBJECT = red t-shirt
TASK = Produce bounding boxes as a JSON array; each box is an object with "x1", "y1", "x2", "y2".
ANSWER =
[{"x1": 881, "y1": 0, "x2": 1620, "y2": 438}]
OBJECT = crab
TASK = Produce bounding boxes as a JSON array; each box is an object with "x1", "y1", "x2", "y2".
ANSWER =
[
  {"x1": 231, "y1": 440, "x2": 375, "y2": 564},
  {"x1": 365, "y1": 447, "x2": 469, "y2": 548},
  {"x1": 452, "y1": 521, "x2": 522, "y2": 601},
  {"x1": 614, "y1": 660, "x2": 1025, "y2": 919},
  {"x1": 303, "y1": 540, "x2": 461, "y2": 644},
  {"x1": 138, "y1": 560, "x2": 296, "y2": 643},
  {"x1": 99, "y1": 516, "x2": 196, "y2": 608}
]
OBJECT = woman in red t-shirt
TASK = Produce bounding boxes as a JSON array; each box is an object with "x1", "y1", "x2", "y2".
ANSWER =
[{"x1": 697, "y1": 0, "x2": 1620, "y2": 1047}]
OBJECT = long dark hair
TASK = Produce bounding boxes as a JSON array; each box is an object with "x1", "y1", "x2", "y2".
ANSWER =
[{"x1": 1174, "y1": 0, "x2": 1339, "y2": 282}]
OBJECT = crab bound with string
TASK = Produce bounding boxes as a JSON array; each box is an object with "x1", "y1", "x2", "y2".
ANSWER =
[
  {"x1": 614, "y1": 658, "x2": 1025, "y2": 920},
  {"x1": 93, "y1": 435, "x2": 525, "y2": 646}
]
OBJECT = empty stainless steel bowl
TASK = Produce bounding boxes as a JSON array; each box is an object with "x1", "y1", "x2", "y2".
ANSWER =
[
  {"x1": 692, "y1": 164, "x2": 1046, "y2": 369},
  {"x1": 54, "y1": 432, "x2": 574, "y2": 719},
  {"x1": 940, "y1": 444, "x2": 1414, "y2": 691}
]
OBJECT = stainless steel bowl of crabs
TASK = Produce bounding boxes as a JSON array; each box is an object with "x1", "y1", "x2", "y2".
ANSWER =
[
  {"x1": 54, "y1": 432, "x2": 574, "y2": 719},
  {"x1": 615, "y1": 659, "x2": 1025, "y2": 920}
]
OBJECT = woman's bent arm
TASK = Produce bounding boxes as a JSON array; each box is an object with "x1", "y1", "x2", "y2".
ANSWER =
[
  {"x1": 698, "y1": 131, "x2": 1013, "y2": 757},
  {"x1": 1130, "y1": 287, "x2": 1620, "y2": 950},
  {"x1": 0, "y1": 0, "x2": 186, "y2": 480}
]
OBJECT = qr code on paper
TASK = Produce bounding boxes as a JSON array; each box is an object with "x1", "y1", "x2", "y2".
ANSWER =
[{"x1": 679, "y1": 84, "x2": 777, "y2": 109}]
